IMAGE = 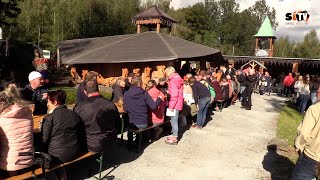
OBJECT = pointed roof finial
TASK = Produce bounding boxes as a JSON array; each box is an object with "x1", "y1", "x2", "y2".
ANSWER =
[{"x1": 254, "y1": 16, "x2": 276, "y2": 38}]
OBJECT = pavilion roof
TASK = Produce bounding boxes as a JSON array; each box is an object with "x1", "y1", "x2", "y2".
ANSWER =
[
  {"x1": 58, "y1": 31, "x2": 220, "y2": 65},
  {"x1": 132, "y1": 5, "x2": 177, "y2": 23},
  {"x1": 254, "y1": 16, "x2": 276, "y2": 38}
]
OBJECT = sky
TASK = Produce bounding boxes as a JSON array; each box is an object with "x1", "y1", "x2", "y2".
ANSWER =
[{"x1": 170, "y1": 0, "x2": 320, "y2": 42}]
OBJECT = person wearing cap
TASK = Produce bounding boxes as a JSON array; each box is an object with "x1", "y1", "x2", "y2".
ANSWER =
[
  {"x1": 76, "y1": 71, "x2": 98, "y2": 103},
  {"x1": 21, "y1": 71, "x2": 48, "y2": 115}
]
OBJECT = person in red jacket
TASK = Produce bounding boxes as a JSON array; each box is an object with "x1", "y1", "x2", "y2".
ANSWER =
[
  {"x1": 283, "y1": 73, "x2": 294, "y2": 97},
  {"x1": 146, "y1": 80, "x2": 166, "y2": 139}
]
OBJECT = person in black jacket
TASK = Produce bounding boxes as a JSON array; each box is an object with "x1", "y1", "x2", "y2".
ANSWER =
[
  {"x1": 226, "y1": 63, "x2": 236, "y2": 77},
  {"x1": 237, "y1": 70, "x2": 246, "y2": 101},
  {"x1": 189, "y1": 76, "x2": 211, "y2": 129},
  {"x1": 111, "y1": 77, "x2": 125, "y2": 103},
  {"x1": 241, "y1": 69, "x2": 256, "y2": 110},
  {"x1": 76, "y1": 71, "x2": 98, "y2": 103},
  {"x1": 42, "y1": 90, "x2": 86, "y2": 167},
  {"x1": 74, "y1": 80, "x2": 119, "y2": 153},
  {"x1": 21, "y1": 71, "x2": 48, "y2": 115}
]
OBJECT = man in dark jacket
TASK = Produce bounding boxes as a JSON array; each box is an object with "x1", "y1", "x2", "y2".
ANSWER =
[
  {"x1": 42, "y1": 90, "x2": 86, "y2": 166},
  {"x1": 123, "y1": 76, "x2": 162, "y2": 145},
  {"x1": 21, "y1": 71, "x2": 48, "y2": 115},
  {"x1": 241, "y1": 69, "x2": 256, "y2": 110},
  {"x1": 237, "y1": 70, "x2": 247, "y2": 101},
  {"x1": 189, "y1": 76, "x2": 211, "y2": 129},
  {"x1": 74, "y1": 80, "x2": 119, "y2": 153},
  {"x1": 76, "y1": 71, "x2": 98, "y2": 103},
  {"x1": 226, "y1": 63, "x2": 236, "y2": 77}
]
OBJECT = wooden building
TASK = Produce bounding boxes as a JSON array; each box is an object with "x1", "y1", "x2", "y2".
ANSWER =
[
  {"x1": 227, "y1": 16, "x2": 320, "y2": 76},
  {"x1": 57, "y1": 6, "x2": 223, "y2": 78}
]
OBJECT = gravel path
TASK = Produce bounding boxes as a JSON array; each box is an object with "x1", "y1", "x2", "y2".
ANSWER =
[{"x1": 87, "y1": 94, "x2": 286, "y2": 180}]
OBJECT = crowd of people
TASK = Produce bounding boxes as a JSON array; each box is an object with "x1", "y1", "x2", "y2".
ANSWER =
[
  {"x1": 113, "y1": 64, "x2": 266, "y2": 146},
  {"x1": 0, "y1": 71, "x2": 118, "y2": 178},
  {"x1": 279, "y1": 72, "x2": 320, "y2": 113},
  {"x1": 0, "y1": 64, "x2": 319, "y2": 178}
]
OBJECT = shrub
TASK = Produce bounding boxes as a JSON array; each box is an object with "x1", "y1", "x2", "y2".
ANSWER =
[
  {"x1": 49, "y1": 86, "x2": 112, "y2": 104},
  {"x1": 101, "y1": 91, "x2": 112, "y2": 100}
]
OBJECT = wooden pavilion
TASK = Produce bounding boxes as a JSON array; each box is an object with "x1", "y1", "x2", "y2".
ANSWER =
[
  {"x1": 132, "y1": 5, "x2": 177, "y2": 33},
  {"x1": 57, "y1": 6, "x2": 223, "y2": 85}
]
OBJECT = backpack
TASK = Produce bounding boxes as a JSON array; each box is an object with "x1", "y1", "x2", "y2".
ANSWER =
[{"x1": 200, "y1": 80, "x2": 216, "y2": 102}]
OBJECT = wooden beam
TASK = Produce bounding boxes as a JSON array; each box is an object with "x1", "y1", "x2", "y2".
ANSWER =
[
  {"x1": 57, "y1": 48, "x2": 60, "y2": 67},
  {"x1": 136, "y1": 19, "x2": 161, "y2": 25},
  {"x1": 137, "y1": 24, "x2": 141, "y2": 33},
  {"x1": 156, "y1": 23, "x2": 160, "y2": 33},
  {"x1": 255, "y1": 38, "x2": 259, "y2": 49},
  {"x1": 259, "y1": 61, "x2": 265, "y2": 73},
  {"x1": 292, "y1": 62, "x2": 299, "y2": 73}
]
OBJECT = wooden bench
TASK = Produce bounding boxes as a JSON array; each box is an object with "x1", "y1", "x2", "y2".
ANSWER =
[
  {"x1": 127, "y1": 120, "x2": 170, "y2": 153},
  {"x1": 6, "y1": 151, "x2": 99, "y2": 180}
]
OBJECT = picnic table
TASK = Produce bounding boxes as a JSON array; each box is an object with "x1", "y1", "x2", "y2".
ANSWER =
[{"x1": 33, "y1": 115, "x2": 46, "y2": 133}]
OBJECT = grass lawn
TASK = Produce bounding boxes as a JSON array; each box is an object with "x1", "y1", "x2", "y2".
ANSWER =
[
  {"x1": 276, "y1": 104, "x2": 303, "y2": 147},
  {"x1": 276, "y1": 102, "x2": 304, "y2": 165},
  {"x1": 271, "y1": 103, "x2": 304, "y2": 178}
]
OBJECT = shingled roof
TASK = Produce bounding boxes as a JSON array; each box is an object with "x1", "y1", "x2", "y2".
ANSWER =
[
  {"x1": 132, "y1": 5, "x2": 177, "y2": 23},
  {"x1": 58, "y1": 31, "x2": 220, "y2": 65},
  {"x1": 254, "y1": 16, "x2": 276, "y2": 38}
]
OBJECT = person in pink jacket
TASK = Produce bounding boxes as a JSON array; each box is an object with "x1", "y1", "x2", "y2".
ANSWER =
[
  {"x1": 146, "y1": 80, "x2": 166, "y2": 139},
  {"x1": 164, "y1": 66, "x2": 184, "y2": 145},
  {"x1": 0, "y1": 84, "x2": 34, "y2": 177}
]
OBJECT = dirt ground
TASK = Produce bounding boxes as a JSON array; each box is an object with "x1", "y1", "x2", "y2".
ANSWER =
[{"x1": 83, "y1": 94, "x2": 288, "y2": 180}]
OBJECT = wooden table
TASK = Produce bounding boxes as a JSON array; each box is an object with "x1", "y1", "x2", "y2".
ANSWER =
[
  {"x1": 114, "y1": 102, "x2": 125, "y2": 114},
  {"x1": 33, "y1": 115, "x2": 46, "y2": 133}
]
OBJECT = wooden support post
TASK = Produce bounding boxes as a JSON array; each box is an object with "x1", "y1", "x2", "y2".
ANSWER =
[
  {"x1": 271, "y1": 38, "x2": 274, "y2": 57},
  {"x1": 259, "y1": 61, "x2": 265, "y2": 73},
  {"x1": 269, "y1": 38, "x2": 273, "y2": 57},
  {"x1": 57, "y1": 48, "x2": 60, "y2": 67},
  {"x1": 137, "y1": 24, "x2": 141, "y2": 33},
  {"x1": 255, "y1": 38, "x2": 259, "y2": 49},
  {"x1": 292, "y1": 63, "x2": 299, "y2": 73},
  {"x1": 200, "y1": 60, "x2": 206, "y2": 70},
  {"x1": 156, "y1": 23, "x2": 160, "y2": 33}
]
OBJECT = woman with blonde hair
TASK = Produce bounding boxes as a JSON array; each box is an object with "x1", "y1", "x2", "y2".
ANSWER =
[
  {"x1": 298, "y1": 76, "x2": 310, "y2": 114},
  {"x1": 111, "y1": 77, "x2": 126, "y2": 103},
  {"x1": 0, "y1": 84, "x2": 33, "y2": 177}
]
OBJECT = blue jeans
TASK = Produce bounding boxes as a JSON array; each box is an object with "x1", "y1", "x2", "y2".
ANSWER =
[
  {"x1": 239, "y1": 86, "x2": 246, "y2": 101},
  {"x1": 170, "y1": 110, "x2": 180, "y2": 137},
  {"x1": 127, "y1": 123, "x2": 148, "y2": 144},
  {"x1": 299, "y1": 94, "x2": 309, "y2": 113},
  {"x1": 292, "y1": 153, "x2": 317, "y2": 180},
  {"x1": 310, "y1": 93, "x2": 317, "y2": 104},
  {"x1": 197, "y1": 97, "x2": 211, "y2": 128}
]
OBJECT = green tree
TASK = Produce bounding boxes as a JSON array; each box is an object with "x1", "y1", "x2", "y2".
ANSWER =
[
  {"x1": 248, "y1": 0, "x2": 278, "y2": 29},
  {"x1": 274, "y1": 37, "x2": 296, "y2": 57},
  {"x1": 0, "y1": 0, "x2": 21, "y2": 27},
  {"x1": 293, "y1": 29, "x2": 320, "y2": 58}
]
